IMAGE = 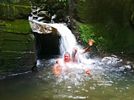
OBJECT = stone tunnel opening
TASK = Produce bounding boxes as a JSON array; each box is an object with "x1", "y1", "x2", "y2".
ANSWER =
[{"x1": 33, "y1": 32, "x2": 61, "y2": 60}]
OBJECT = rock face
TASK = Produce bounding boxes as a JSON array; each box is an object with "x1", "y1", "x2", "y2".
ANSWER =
[
  {"x1": 28, "y1": 1, "x2": 70, "y2": 62},
  {"x1": 29, "y1": 2, "x2": 69, "y2": 25},
  {"x1": 29, "y1": 14, "x2": 61, "y2": 60},
  {"x1": 0, "y1": 1, "x2": 31, "y2": 20},
  {"x1": 33, "y1": 32, "x2": 61, "y2": 60}
]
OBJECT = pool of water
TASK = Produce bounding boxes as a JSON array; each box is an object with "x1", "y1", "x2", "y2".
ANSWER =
[
  {"x1": 1, "y1": 22, "x2": 134, "y2": 100},
  {"x1": 0, "y1": 58, "x2": 134, "y2": 100}
]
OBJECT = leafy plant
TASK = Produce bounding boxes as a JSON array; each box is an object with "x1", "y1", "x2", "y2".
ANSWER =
[{"x1": 77, "y1": 23, "x2": 106, "y2": 52}]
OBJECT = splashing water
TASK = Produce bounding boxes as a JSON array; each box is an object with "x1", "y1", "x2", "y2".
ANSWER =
[
  {"x1": 29, "y1": 18, "x2": 132, "y2": 87},
  {"x1": 0, "y1": 18, "x2": 133, "y2": 100},
  {"x1": 29, "y1": 19, "x2": 96, "y2": 84}
]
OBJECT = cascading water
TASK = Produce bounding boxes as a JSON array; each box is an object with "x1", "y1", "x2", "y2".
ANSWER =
[
  {"x1": 47, "y1": 23, "x2": 77, "y2": 56},
  {"x1": 29, "y1": 17, "x2": 96, "y2": 83},
  {"x1": 29, "y1": 15, "x2": 134, "y2": 87}
]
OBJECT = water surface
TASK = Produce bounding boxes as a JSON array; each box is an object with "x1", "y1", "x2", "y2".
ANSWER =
[{"x1": 0, "y1": 59, "x2": 134, "y2": 100}]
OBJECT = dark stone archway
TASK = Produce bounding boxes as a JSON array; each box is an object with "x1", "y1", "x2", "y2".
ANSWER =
[{"x1": 33, "y1": 32, "x2": 61, "y2": 59}]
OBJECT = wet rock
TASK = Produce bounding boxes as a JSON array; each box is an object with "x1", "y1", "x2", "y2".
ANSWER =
[
  {"x1": 101, "y1": 55, "x2": 122, "y2": 66},
  {"x1": 124, "y1": 65, "x2": 132, "y2": 69},
  {"x1": 124, "y1": 61, "x2": 134, "y2": 70}
]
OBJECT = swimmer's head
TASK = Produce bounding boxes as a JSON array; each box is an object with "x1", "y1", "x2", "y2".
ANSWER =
[{"x1": 64, "y1": 52, "x2": 71, "y2": 62}]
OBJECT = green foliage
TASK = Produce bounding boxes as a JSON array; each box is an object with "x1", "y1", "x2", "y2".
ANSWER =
[
  {"x1": 78, "y1": 23, "x2": 95, "y2": 43},
  {"x1": 30, "y1": 0, "x2": 68, "y2": 7},
  {"x1": 0, "y1": 0, "x2": 30, "y2": 4},
  {"x1": 76, "y1": 0, "x2": 133, "y2": 24},
  {"x1": 78, "y1": 23, "x2": 105, "y2": 51},
  {"x1": 76, "y1": 0, "x2": 134, "y2": 55},
  {"x1": 86, "y1": 22, "x2": 134, "y2": 54}
]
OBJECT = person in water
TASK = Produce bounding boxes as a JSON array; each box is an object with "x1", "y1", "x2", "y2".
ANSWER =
[
  {"x1": 52, "y1": 60, "x2": 62, "y2": 76},
  {"x1": 64, "y1": 52, "x2": 72, "y2": 63},
  {"x1": 72, "y1": 47, "x2": 79, "y2": 63},
  {"x1": 52, "y1": 52, "x2": 91, "y2": 77},
  {"x1": 83, "y1": 39, "x2": 95, "y2": 53},
  {"x1": 52, "y1": 52, "x2": 72, "y2": 76},
  {"x1": 71, "y1": 39, "x2": 95, "y2": 63}
]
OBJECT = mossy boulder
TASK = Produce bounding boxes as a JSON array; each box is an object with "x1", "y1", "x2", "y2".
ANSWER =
[{"x1": 0, "y1": 4, "x2": 31, "y2": 20}]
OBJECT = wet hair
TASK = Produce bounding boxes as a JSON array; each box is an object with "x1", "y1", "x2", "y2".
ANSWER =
[{"x1": 64, "y1": 52, "x2": 70, "y2": 56}]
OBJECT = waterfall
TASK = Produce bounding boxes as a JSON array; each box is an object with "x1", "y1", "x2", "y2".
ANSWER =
[
  {"x1": 29, "y1": 17, "x2": 77, "y2": 56},
  {"x1": 29, "y1": 18, "x2": 127, "y2": 86},
  {"x1": 29, "y1": 10, "x2": 129, "y2": 87},
  {"x1": 48, "y1": 24, "x2": 77, "y2": 56},
  {"x1": 29, "y1": 17, "x2": 96, "y2": 69},
  {"x1": 48, "y1": 23, "x2": 96, "y2": 67}
]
